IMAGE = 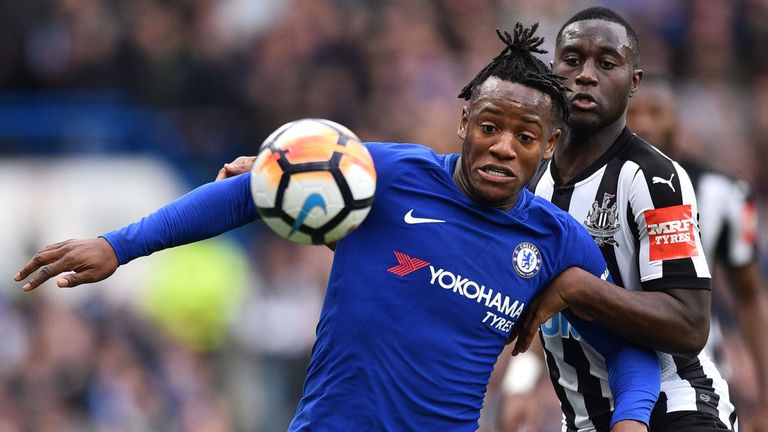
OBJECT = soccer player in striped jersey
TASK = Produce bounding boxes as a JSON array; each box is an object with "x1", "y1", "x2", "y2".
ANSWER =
[
  {"x1": 506, "y1": 6, "x2": 738, "y2": 432},
  {"x1": 13, "y1": 25, "x2": 660, "y2": 432},
  {"x1": 627, "y1": 75, "x2": 768, "y2": 431}
]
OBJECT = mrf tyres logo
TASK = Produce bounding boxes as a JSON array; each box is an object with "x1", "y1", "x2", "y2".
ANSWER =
[
  {"x1": 387, "y1": 250, "x2": 525, "y2": 333},
  {"x1": 644, "y1": 204, "x2": 699, "y2": 261}
]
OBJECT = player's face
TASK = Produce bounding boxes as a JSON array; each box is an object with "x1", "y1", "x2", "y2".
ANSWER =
[
  {"x1": 627, "y1": 83, "x2": 677, "y2": 154},
  {"x1": 457, "y1": 78, "x2": 559, "y2": 211},
  {"x1": 553, "y1": 20, "x2": 641, "y2": 133}
]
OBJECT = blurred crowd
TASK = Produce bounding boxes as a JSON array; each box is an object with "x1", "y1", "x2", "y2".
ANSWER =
[{"x1": 1, "y1": 0, "x2": 768, "y2": 430}]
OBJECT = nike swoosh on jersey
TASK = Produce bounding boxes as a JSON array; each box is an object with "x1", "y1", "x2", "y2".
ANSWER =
[{"x1": 404, "y1": 209, "x2": 446, "y2": 224}]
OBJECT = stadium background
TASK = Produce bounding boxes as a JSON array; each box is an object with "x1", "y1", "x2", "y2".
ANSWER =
[{"x1": 1, "y1": 0, "x2": 767, "y2": 430}]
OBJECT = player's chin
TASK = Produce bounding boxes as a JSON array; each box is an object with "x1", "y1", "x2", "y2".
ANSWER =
[{"x1": 567, "y1": 111, "x2": 603, "y2": 130}]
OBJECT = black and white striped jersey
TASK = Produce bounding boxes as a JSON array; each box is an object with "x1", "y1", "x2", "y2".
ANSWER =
[
  {"x1": 529, "y1": 127, "x2": 736, "y2": 431},
  {"x1": 684, "y1": 160, "x2": 758, "y2": 364},
  {"x1": 683, "y1": 159, "x2": 757, "y2": 273}
]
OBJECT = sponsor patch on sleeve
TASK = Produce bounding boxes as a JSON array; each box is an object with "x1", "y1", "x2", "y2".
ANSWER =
[
  {"x1": 644, "y1": 204, "x2": 698, "y2": 261},
  {"x1": 741, "y1": 202, "x2": 758, "y2": 245}
]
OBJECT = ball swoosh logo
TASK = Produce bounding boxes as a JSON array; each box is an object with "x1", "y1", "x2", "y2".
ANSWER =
[
  {"x1": 404, "y1": 209, "x2": 445, "y2": 224},
  {"x1": 290, "y1": 193, "x2": 327, "y2": 237}
]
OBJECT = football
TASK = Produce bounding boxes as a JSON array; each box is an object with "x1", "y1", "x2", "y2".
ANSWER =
[{"x1": 250, "y1": 118, "x2": 377, "y2": 244}]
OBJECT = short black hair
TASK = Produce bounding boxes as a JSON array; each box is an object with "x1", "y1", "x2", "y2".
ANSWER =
[
  {"x1": 458, "y1": 23, "x2": 570, "y2": 124},
  {"x1": 556, "y1": 7, "x2": 640, "y2": 67}
]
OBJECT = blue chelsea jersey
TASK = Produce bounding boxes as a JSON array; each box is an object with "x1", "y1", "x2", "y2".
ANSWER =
[
  {"x1": 290, "y1": 142, "x2": 615, "y2": 431},
  {"x1": 103, "y1": 141, "x2": 659, "y2": 432}
]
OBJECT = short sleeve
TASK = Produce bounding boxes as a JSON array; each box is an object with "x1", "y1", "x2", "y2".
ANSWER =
[
  {"x1": 629, "y1": 161, "x2": 711, "y2": 292},
  {"x1": 720, "y1": 179, "x2": 758, "y2": 268}
]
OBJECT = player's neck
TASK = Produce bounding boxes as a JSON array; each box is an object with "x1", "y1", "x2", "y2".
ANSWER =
[{"x1": 553, "y1": 118, "x2": 626, "y2": 184}]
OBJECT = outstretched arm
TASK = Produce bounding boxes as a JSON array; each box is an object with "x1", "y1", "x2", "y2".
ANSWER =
[
  {"x1": 509, "y1": 268, "x2": 709, "y2": 357},
  {"x1": 14, "y1": 173, "x2": 258, "y2": 290},
  {"x1": 104, "y1": 173, "x2": 257, "y2": 264}
]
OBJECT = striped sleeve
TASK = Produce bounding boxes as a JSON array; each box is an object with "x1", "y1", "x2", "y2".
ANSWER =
[
  {"x1": 718, "y1": 177, "x2": 758, "y2": 267},
  {"x1": 627, "y1": 154, "x2": 711, "y2": 291}
]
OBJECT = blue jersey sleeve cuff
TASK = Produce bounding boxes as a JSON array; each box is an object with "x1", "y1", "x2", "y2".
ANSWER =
[
  {"x1": 608, "y1": 345, "x2": 660, "y2": 428},
  {"x1": 562, "y1": 310, "x2": 660, "y2": 427}
]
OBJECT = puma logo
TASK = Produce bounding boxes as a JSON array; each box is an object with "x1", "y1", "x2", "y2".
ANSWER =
[{"x1": 652, "y1": 173, "x2": 676, "y2": 192}]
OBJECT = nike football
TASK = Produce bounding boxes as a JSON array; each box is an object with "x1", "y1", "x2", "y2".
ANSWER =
[{"x1": 250, "y1": 118, "x2": 377, "y2": 244}]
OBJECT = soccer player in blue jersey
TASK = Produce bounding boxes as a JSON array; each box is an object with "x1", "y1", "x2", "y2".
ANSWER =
[{"x1": 14, "y1": 24, "x2": 659, "y2": 431}]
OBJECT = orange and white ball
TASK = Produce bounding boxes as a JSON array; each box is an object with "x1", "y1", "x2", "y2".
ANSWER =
[{"x1": 251, "y1": 118, "x2": 376, "y2": 244}]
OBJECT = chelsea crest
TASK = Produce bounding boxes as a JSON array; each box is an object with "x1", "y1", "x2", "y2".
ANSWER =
[{"x1": 513, "y1": 242, "x2": 542, "y2": 278}]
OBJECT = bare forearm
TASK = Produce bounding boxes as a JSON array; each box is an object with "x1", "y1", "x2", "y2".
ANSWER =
[
  {"x1": 611, "y1": 420, "x2": 647, "y2": 432},
  {"x1": 561, "y1": 268, "x2": 709, "y2": 356},
  {"x1": 737, "y1": 295, "x2": 768, "y2": 404},
  {"x1": 729, "y1": 262, "x2": 768, "y2": 407}
]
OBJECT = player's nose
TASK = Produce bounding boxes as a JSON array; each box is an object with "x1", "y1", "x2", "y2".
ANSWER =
[
  {"x1": 575, "y1": 59, "x2": 598, "y2": 86},
  {"x1": 488, "y1": 133, "x2": 516, "y2": 159}
]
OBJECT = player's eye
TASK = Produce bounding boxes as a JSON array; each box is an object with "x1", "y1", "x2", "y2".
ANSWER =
[
  {"x1": 518, "y1": 134, "x2": 535, "y2": 144},
  {"x1": 599, "y1": 60, "x2": 616, "y2": 69},
  {"x1": 480, "y1": 124, "x2": 498, "y2": 134},
  {"x1": 563, "y1": 57, "x2": 580, "y2": 67}
]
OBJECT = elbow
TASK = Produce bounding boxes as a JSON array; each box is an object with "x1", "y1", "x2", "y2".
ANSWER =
[
  {"x1": 675, "y1": 311, "x2": 710, "y2": 356},
  {"x1": 660, "y1": 288, "x2": 711, "y2": 356},
  {"x1": 689, "y1": 305, "x2": 710, "y2": 352},
  {"x1": 678, "y1": 334, "x2": 708, "y2": 358}
]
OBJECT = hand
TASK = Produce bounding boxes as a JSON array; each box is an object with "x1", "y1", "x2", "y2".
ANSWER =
[
  {"x1": 508, "y1": 267, "x2": 596, "y2": 355},
  {"x1": 610, "y1": 420, "x2": 647, "y2": 432},
  {"x1": 508, "y1": 272, "x2": 571, "y2": 355},
  {"x1": 215, "y1": 156, "x2": 256, "y2": 181},
  {"x1": 13, "y1": 238, "x2": 119, "y2": 290}
]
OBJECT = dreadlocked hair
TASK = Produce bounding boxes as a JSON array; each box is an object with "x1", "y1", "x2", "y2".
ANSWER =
[{"x1": 458, "y1": 23, "x2": 570, "y2": 124}]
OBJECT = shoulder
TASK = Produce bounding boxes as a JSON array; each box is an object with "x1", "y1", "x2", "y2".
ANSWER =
[
  {"x1": 364, "y1": 142, "x2": 447, "y2": 167},
  {"x1": 525, "y1": 192, "x2": 585, "y2": 237},
  {"x1": 620, "y1": 134, "x2": 677, "y2": 176},
  {"x1": 619, "y1": 134, "x2": 701, "y2": 207},
  {"x1": 364, "y1": 142, "x2": 455, "y2": 185},
  {"x1": 522, "y1": 192, "x2": 601, "y2": 271}
]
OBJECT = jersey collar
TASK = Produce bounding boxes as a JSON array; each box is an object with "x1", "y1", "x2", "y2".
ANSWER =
[{"x1": 549, "y1": 126, "x2": 635, "y2": 187}]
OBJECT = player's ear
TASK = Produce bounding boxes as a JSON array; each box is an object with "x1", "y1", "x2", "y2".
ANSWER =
[
  {"x1": 544, "y1": 128, "x2": 560, "y2": 159},
  {"x1": 630, "y1": 69, "x2": 643, "y2": 97},
  {"x1": 458, "y1": 106, "x2": 469, "y2": 140}
]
